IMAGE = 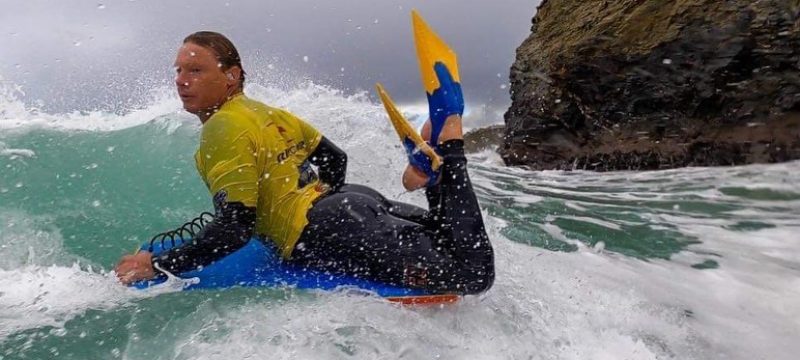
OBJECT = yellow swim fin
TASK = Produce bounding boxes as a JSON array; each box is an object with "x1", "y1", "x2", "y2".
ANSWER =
[
  {"x1": 412, "y1": 10, "x2": 461, "y2": 95},
  {"x1": 375, "y1": 83, "x2": 441, "y2": 171}
]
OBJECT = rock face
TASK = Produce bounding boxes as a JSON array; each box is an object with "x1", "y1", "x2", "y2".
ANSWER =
[
  {"x1": 501, "y1": 0, "x2": 800, "y2": 170},
  {"x1": 463, "y1": 125, "x2": 505, "y2": 153}
]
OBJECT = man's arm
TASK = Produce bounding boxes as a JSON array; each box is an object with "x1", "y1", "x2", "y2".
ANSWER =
[
  {"x1": 152, "y1": 201, "x2": 255, "y2": 275},
  {"x1": 152, "y1": 114, "x2": 259, "y2": 275},
  {"x1": 308, "y1": 136, "x2": 347, "y2": 191}
]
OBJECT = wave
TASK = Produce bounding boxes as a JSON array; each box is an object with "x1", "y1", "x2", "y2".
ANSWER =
[{"x1": 2, "y1": 74, "x2": 800, "y2": 359}]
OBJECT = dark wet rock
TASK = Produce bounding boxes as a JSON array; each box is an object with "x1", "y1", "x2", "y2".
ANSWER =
[
  {"x1": 464, "y1": 125, "x2": 505, "y2": 153},
  {"x1": 501, "y1": 0, "x2": 800, "y2": 170}
]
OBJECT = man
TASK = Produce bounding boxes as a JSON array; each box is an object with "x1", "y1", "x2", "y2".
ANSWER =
[{"x1": 115, "y1": 30, "x2": 493, "y2": 295}]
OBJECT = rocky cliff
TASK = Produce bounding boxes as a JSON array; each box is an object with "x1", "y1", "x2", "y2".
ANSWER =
[{"x1": 501, "y1": 0, "x2": 800, "y2": 170}]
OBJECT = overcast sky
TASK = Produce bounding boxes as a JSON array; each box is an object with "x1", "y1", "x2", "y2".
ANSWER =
[{"x1": 0, "y1": 0, "x2": 538, "y2": 126}]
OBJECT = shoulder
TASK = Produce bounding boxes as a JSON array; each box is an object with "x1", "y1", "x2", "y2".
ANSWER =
[
  {"x1": 201, "y1": 109, "x2": 254, "y2": 144},
  {"x1": 263, "y1": 106, "x2": 302, "y2": 122},
  {"x1": 229, "y1": 96, "x2": 300, "y2": 123},
  {"x1": 204, "y1": 110, "x2": 243, "y2": 131}
]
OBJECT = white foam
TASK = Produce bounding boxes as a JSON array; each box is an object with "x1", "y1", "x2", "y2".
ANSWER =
[
  {"x1": 0, "y1": 210, "x2": 70, "y2": 269},
  {"x1": 467, "y1": 160, "x2": 800, "y2": 359},
  {"x1": 150, "y1": 218, "x2": 702, "y2": 360},
  {"x1": 3, "y1": 70, "x2": 800, "y2": 359},
  {"x1": 0, "y1": 265, "x2": 141, "y2": 340},
  {"x1": 0, "y1": 141, "x2": 35, "y2": 158}
]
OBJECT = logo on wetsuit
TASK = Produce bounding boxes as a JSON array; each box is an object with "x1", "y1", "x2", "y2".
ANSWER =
[
  {"x1": 277, "y1": 140, "x2": 307, "y2": 163},
  {"x1": 403, "y1": 262, "x2": 430, "y2": 287},
  {"x1": 213, "y1": 189, "x2": 228, "y2": 216}
]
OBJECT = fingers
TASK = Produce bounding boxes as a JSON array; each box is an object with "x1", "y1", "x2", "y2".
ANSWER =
[
  {"x1": 114, "y1": 257, "x2": 135, "y2": 284},
  {"x1": 114, "y1": 252, "x2": 154, "y2": 285},
  {"x1": 118, "y1": 272, "x2": 135, "y2": 285},
  {"x1": 114, "y1": 255, "x2": 131, "y2": 274}
]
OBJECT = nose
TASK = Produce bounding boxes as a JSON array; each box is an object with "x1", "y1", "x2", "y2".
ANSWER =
[{"x1": 175, "y1": 72, "x2": 189, "y2": 88}]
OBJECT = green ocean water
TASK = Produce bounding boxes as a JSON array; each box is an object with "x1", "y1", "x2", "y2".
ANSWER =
[{"x1": 2, "y1": 86, "x2": 800, "y2": 359}]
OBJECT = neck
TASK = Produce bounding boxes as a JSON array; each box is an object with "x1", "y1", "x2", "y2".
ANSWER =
[
  {"x1": 198, "y1": 110, "x2": 215, "y2": 124},
  {"x1": 197, "y1": 89, "x2": 243, "y2": 124}
]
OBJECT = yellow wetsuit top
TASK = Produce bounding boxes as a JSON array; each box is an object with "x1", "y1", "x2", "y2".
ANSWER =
[{"x1": 194, "y1": 94, "x2": 324, "y2": 258}]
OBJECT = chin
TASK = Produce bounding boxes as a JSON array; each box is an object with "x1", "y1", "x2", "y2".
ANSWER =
[{"x1": 182, "y1": 103, "x2": 200, "y2": 115}]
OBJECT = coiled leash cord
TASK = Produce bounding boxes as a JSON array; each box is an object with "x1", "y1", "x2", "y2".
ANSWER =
[{"x1": 147, "y1": 212, "x2": 215, "y2": 252}]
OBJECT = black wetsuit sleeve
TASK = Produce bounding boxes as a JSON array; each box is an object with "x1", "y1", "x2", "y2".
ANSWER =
[
  {"x1": 151, "y1": 202, "x2": 256, "y2": 275},
  {"x1": 308, "y1": 136, "x2": 347, "y2": 191}
]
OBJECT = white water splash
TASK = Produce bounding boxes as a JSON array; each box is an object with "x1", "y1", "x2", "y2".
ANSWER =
[
  {"x1": 0, "y1": 265, "x2": 139, "y2": 340},
  {"x1": 140, "y1": 217, "x2": 700, "y2": 360},
  {"x1": 1, "y1": 75, "x2": 799, "y2": 359},
  {"x1": 0, "y1": 145, "x2": 35, "y2": 158}
]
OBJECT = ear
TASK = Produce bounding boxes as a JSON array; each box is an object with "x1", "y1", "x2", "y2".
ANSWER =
[{"x1": 226, "y1": 67, "x2": 242, "y2": 84}]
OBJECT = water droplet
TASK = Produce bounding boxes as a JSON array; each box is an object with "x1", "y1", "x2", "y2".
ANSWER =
[
  {"x1": 373, "y1": 19, "x2": 379, "y2": 24},
  {"x1": 15, "y1": 182, "x2": 23, "y2": 188},
  {"x1": 106, "y1": 146, "x2": 115, "y2": 152},
  {"x1": 267, "y1": 64, "x2": 274, "y2": 70},
  {"x1": 662, "y1": 58, "x2": 673, "y2": 65},
  {"x1": 303, "y1": 56, "x2": 309, "y2": 63},
  {"x1": 97, "y1": 4, "x2": 105, "y2": 9},
  {"x1": 73, "y1": 41, "x2": 82, "y2": 47},
  {"x1": 92, "y1": 200, "x2": 101, "y2": 207}
]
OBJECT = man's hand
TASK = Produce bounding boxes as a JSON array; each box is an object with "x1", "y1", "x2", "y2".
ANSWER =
[{"x1": 114, "y1": 251, "x2": 156, "y2": 285}]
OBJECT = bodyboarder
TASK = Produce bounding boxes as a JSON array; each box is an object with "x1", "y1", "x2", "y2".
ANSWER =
[{"x1": 115, "y1": 13, "x2": 494, "y2": 296}]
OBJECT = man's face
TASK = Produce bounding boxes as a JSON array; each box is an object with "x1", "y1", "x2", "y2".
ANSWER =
[{"x1": 173, "y1": 42, "x2": 230, "y2": 117}]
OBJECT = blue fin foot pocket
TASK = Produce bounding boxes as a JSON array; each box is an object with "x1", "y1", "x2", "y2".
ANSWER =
[
  {"x1": 403, "y1": 137, "x2": 440, "y2": 187},
  {"x1": 426, "y1": 62, "x2": 464, "y2": 146}
]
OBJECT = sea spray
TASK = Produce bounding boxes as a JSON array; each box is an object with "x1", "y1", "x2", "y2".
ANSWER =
[{"x1": 0, "y1": 76, "x2": 799, "y2": 359}]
